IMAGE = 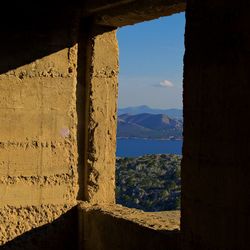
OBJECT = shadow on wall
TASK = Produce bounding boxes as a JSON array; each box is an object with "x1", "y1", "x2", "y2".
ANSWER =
[
  {"x1": 79, "y1": 206, "x2": 181, "y2": 250},
  {"x1": 0, "y1": 6, "x2": 78, "y2": 75},
  {"x1": 1, "y1": 207, "x2": 78, "y2": 250}
]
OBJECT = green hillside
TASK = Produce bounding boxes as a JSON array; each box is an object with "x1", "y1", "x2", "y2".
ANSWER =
[{"x1": 116, "y1": 154, "x2": 181, "y2": 211}]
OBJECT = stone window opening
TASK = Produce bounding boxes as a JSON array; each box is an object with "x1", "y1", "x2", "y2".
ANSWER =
[
  {"x1": 81, "y1": 2, "x2": 186, "y2": 235},
  {"x1": 115, "y1": 14, "x2": 184, "y2": 213}
]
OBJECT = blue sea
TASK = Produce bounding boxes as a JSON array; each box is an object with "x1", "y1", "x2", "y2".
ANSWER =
[{"x1": 116, "y1": 138, "x2": 183, "y2": 157}]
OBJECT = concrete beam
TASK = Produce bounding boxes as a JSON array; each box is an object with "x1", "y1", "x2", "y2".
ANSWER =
[{"x1": 91, "y1": 0, "x2": 186, "y2": 27}]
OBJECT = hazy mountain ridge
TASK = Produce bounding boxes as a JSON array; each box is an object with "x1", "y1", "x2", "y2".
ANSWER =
[
  {"x1": 118, "y1": 105, "x2": 183, "y2": 120},
  {"x1": 117, "y1": 113, "x2": 183, "y2": 140}
]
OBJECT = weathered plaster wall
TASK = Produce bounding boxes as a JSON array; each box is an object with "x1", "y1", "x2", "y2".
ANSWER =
[
  {"x1": 0, "y1": 6, "x2": 119, "y2": 247},
  {"x1": 182, "y1": 1, "x2": 250, "y2": 249},
  {"x1": 0, "y1": 9, "x2": 80, "y2": 247}
]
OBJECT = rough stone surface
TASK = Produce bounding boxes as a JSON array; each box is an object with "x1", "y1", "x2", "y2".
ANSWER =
[
  {"x1": 85, "y1": 27, "x2": 119, "y2": 203},
  {"x1": 1, "y1": 205, "x2": 78, "y2": 250},
  {"x1": 0, "y1": 205, "x2": 73, "y2": 246}
]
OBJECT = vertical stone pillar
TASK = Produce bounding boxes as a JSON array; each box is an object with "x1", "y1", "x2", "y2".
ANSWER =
[{"x1": 84, "y1": 26, "x2": 119, "y2": 204}]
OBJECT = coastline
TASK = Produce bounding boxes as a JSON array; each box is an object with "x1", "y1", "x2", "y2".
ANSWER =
[
  {"x1": 117, "y1": 137, "x2": 183, "y2": 141},
  {"x1": 116, "y1": 137, "x2": 183, "y2": 157}
]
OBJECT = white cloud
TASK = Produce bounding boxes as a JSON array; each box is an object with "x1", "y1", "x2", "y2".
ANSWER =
[{"x1": 154, "y1": 80, "x2": 174, "y2": 88}]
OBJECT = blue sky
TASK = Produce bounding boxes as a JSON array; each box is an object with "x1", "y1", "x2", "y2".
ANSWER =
[{"x1": 117, "y1": 12, "x2": 185, "y2": 109}]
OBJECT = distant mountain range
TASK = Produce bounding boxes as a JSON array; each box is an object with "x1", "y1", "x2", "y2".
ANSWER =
[
  {"x1": 117, "y1": 113, "x2": 183, "y2": 140},
  {"x1": 118, "y1": 105, "x2": 183, "y2": 120}
]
